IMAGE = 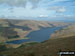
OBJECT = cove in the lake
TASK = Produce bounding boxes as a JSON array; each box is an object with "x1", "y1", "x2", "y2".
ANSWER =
[{"x1": 6, "y1": 27, "x2": 63, "y2": 44}]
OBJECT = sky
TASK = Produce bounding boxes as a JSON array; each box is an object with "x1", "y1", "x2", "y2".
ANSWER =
[{"x1": 0, "y1": 0, "x2": 75, "y2": 20}]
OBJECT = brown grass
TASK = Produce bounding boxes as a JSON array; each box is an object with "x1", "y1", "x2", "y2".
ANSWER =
[{"x1": 0, "y1": 36, "x2": 75, "y2": 56}]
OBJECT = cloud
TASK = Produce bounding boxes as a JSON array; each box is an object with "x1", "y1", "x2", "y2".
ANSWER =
[
  {"x1": 53, "y1": 0, "x2": 69, "y2": 2},
  {"x1": 48, "y1": 6, "x2": 66, "y2": 13},
  {"x1": 39, "y1": 15, "x2": 48, "y2": 17},
  {"x1": 0, "y1": 0, "x2": 73, "y2": 9},
  {"x1": 56, "y1": 7, "x2": 66, "y2": 13},
  {"x1": 0, "y1": 0, "x2": 41, "y2": 8},
  {"x1": 0, "y1": 0, "x2": 74, "y2": 18}
]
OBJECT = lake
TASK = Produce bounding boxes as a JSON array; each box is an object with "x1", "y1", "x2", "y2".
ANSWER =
[{"x1": 6, "y1": 26, "x2": 63, "y2": 44}]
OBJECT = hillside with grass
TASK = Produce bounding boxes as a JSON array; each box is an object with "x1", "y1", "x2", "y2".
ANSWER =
[
  {"x1": 0, "y1": 36, "x2": 75, "y2": 56},
  {"x1": 0, "y1": 24, "x2": 75, "y2": 56},
  {"x1": 0, "y1": 19, "x2": 74, "y2": 56},
  {"x1": 0, "y1": 19, "x2": 70, "y2": 42},
  {"x1": 0, "y1": 27, "x2": 19, "y2": 43},
  {"x1": 51, "y1": 24, "x2": 75, "y2": 39}
]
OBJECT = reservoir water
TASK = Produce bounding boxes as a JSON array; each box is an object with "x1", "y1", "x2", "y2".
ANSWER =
[{"x1": 6, "y1": 27, "x2": 62, "y2": 44}]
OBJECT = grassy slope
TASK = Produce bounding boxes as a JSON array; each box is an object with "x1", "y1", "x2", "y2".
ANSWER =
[
  {"x1": 0, "y1": 19, "x2": 69, "y2": 42},
  {"x1": 0, "y1": 19, "x2": 74, "y2": 56},
  {"x1": 0, "y1": 27, "x2": 20, "y2": 42},
  {"x1": 0, "y1": 19, "x2": 70, "y2": 30},
  {"x1": 0, "y1": 36, "x2": 75, "y2": 56},
  {"x1": 51, "y1": 24, "x2": 75, "y2": 39},
  {"x1": 0, "y1": 24, "x2": 75, "y2": 56}
]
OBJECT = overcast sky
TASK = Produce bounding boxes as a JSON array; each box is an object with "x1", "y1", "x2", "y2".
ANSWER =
[{"x1": 0, "y1": 0, "x2": 75, "y2": 20}]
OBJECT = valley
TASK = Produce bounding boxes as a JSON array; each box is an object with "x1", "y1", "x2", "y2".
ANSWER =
[
  {"x1": 0, "y1": 0, "x2": 75, "y2": 56},
  {"x1": 0, "y1": 19, "x2": 70, "y2": 43},
  {"x1": 0, "y1": 19, "x2": 75, "y2": 56}
]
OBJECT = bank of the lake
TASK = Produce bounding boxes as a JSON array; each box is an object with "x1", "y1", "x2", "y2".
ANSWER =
[{"x1": 6, "y1": 27, "x2": 63, "y2": 44}]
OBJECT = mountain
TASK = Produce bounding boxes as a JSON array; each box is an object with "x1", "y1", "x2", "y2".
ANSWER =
[
  {"x1": 51, "y1": 24, "x2": 75, "y2": 39},
  {"x1": 0, "y1": 19, "x2": 69, "y2": 43},
  {"x1": 0, "y1": 23, "x2": 75, "y2": 56}
]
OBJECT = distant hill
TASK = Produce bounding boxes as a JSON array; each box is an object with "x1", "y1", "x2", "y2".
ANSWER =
[
  {"x1": 0, "y1": 19, "x2": 70, "y2": 43},
  {"x1": 0, "y1": 19, "x2": 70, "y2": 30},
  {"x1": 51, "y1": 24, "x2": 75, "y2": 39}
]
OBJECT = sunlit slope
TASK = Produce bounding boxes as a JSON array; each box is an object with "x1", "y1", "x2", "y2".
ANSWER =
[
  {"x1": 51, "y1": 24, "x2": 75, "y2": 39},
  {"x1": 0, "y1": 19, "x2": 69, "y2": 42}
]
